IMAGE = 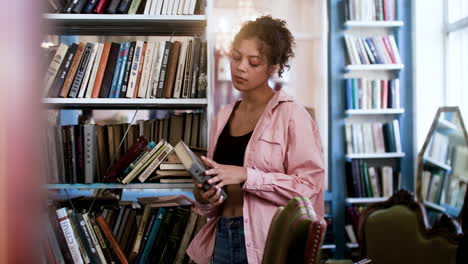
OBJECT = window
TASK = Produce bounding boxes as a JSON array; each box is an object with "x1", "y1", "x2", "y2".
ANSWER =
[{"x1": 445, "y1": 0, "x2": 468, "y2": 120}]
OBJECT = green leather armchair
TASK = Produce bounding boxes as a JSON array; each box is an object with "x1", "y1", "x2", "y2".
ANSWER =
[
  {"x1": 262, "y1": 196, "x2": 327, "y2": 264},
  {"x1": 358, "y1": 190, "x2": 463, "y2": 264}
]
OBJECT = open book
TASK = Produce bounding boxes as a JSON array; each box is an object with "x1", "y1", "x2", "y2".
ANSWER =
[{"x1": 174, "y1": 140, "x2": 227, "y2": 201}]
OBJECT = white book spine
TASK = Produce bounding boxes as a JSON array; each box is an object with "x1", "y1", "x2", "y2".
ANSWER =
[
  {"x1": 162, "y1": 0, "x2": 170, "y2": 15},
  {"x1": 388, "y1": 35, "x2": 402, "y2": 64},
  {"x1": 393, "y1": 119, "x2": 402, "y2": 153},
  {"x1": 172, "y1": 0, "x2": 180, "y2": 15},
  {"x1": 140, "y1": 41, "x2": 159, "y2": 98},
  {"x1": 121, "y1": 139, "x2": 165, "y2": 184},
  {"x1": 82, "y1": 213, "x2": 107, "y2": 264},
  {"x1": 155, "y1": 0, "x2": 164, "y2": 15},
  {"x1": 126, "y1": 40, "x2": 145, "y2": 98},
  {"x1": 382, "y1": 166, "x2": 394, "y2": 197},
  {"x1": 85, "y1": 43, "x2": 104, "y2": 98},
  {"x1": 183, "y1": 0, "x2": 190, "y2": 14},
  {"x1": 167, "y1": 0, "x2": 175, "y2": 15},
  {"x1": 145, "y1": 0, "x2": 154, "y2": 15},
  {"x1": 43, "y1": 43, "x2": 69, "y2": 97},
  {"x1": 138, "y1": 143, "x2": 174, "y2": 182},
  {"x1": 177, "y1": 0, "x2": 185, "y2": 14},
  {"x1": 138, "y1": 41, "x2": 156, "y2": 98},
  {"x1": 188, "y1": 0, "x2": 196, "y2": 15},
  {"x1": 149, "y1": 40, "x2": 166, "y2": 98},
  {"x1": 56, "y1": 208, "x2": 84, "y2": 264},
  {"x1": 83, "y1": 125, "x2": 97, "y2": 184},
  {"x1": 78, "y1": 43, "x2": 98, "y2": 98},
  {"x1": 173, "y1": 40, "x2": 188, "y2": 98}
]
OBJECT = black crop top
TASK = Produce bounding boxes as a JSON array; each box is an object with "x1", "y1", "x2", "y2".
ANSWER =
[{"x1": 213, "y1": 120, "x2": 253, "y2": 167}]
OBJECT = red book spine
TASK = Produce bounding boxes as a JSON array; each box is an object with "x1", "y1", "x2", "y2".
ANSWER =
[
  {"x1": 94, "y1": 0, "x2": 110, "y2": 14},
  {"x1": 381, "y1": 80, "x2": 388, "y2": 109},
  {"x1": 382, "y1": 36, "x2": 396, "y2": 64}
]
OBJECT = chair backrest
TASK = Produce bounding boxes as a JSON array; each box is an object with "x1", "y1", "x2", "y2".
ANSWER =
[
  {"x1": 358, "y1": 190, "x2": 462, "y2": 264},
  {"x1": 262, "y1": 197, "x2": 327, "y2": 264}
]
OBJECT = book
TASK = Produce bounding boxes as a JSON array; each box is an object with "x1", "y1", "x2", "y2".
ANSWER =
[
  {"x1": 91, "y1": 42, "x2": 112, "y2": 98},
  {"x1": 138, "y1": 41, "x2": 156, "y2": 98},
  {"x1": 121, "y1": 139, "x2": 165, "y2": 184},
  {"x1": 85, "y1": 43, "x2": 104, "y2": 98},
  {"x1": 71, "y1": 0, "x2": 88, "y2": 13},
  {"x1": 120, "y1": 41, "x2": 136, "y2": 98},
  {"x1": 156, "y1": 41, "x2": 172, "y2": 98},
  {"x1": 106, "y1": 0, "x2": 121, "y2": 13},
  {"x1": 127, "y1": 40, "x2": 144, "y2": 98},
  {"x1": 117, "y1": 0, "x2": 132, "y2": 13},
  {"x1": 128, "y1": 0, "x2": 142, "y2": 14},
  {"x1": 138, "y1": 142, "x2": 174, "y2": 182},
  {"x1": 83, "y1": 125, "x2": 97, "y2": 183},
  {"x1": 96, "y1": 215, "x2": 129, "y2": 264},
  {"x1": 99, "y1": 42, "x2": 121, "y2": 98},
  {"x1": 173, "y1": 209, "x2": 198, "y2": 264},
  {"x1": 82, "y1": 0, "x2": 99, "y2": 13},
  {"x1": 59, "y1": 42, "x2": 85, "y2": 97},
  {"x1": 82, "y1": 213, "x2": 107, "y2": 264},
  {"x1": 197, "y1": 41, "x2": 207, "y2": 98},
  {"x1": 43, "y1": 43, "x2": 69, "y2": 97},
  {"x1": 110, "y1": 42, "x2": 127, "y2": 98},
  {"x1": 159, "y1": 207, "x2": 191, "y2": 263},
  {"x1": 149, "y1": 40, "x2": 165, "y2": 98},
  {"x1": 94, "y1": 0, "x2": 111, "y2": 13},
  {"x1": 48, "y1": 43, "x2": 78, "y2": 97},
  {"x1": 138, "y1": 208, "x2": 166, "y2": 264},
  {"x1": 78, "y1": 43, "x2": 99, "y2": 98},
  {"x1": 56, "y1": 208, "x2": 84, "y2": 264},
  {"x1": 164, "y1": 40, "x2": 182, "y2": 98},
  {"x1": 190, "y1": 37, "x2": 201, "y2": 97},
  {"x1": 133, "y1": 42, "x2": 146, "y2": 98},
  {"x1": 173, "y1": 39, "x2": 188, "y2": 98},
  {"x1": 173, "y1": 140, "x2": 227, "y2": 200},
  {"x1": 159, "y1": 162, "x2": 185, "y2": 170},
  {"x1": 69, "y1": 43, "x2": 95, "y2": 98}
]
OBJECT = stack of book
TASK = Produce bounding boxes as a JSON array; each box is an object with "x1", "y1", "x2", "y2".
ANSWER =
[
  {"x1": 344, "y1": 120, "x2": 402, "y2": 155},
  {"x1": 47, "y1": 0, "x2": 202, "y2": 15},
  {"x1": 43, "y1": 111, "x2": 206, "y2": 184},
  {"x1": 43, "y1": 37, "x2": 207, "y2": 99},
  {"x1": 345, "y1": 78, "x2": 400, "y2": 110},
  {"x1": 46, "y1": 195, "x2": 206, "y2": 264},
  {"x1": 344, "y1": 34, "x2": 401, "y2": 65},
  {"x1": 345, "y1": 160, "x2": 398, "y2": 198}
]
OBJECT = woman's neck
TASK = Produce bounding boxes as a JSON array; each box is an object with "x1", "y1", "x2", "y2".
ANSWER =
[{"x1": 240, "y1": 84, "x2": 275, "y2": 111}]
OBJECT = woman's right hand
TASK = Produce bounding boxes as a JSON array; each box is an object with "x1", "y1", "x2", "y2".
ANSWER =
[{"x1": 194, "y1": 183, "x2": 224, "y2": 206}]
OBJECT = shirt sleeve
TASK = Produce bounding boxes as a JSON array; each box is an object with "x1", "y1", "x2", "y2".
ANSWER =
[
  {"x1": 241, "y1": 105, "x2": 325, "y2": 207},
  {"x1": 192, "y1": 201, "x2": 220, "y2": 219}
]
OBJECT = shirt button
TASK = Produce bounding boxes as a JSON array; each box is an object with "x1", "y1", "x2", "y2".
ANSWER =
[
  {"x1": 247, "y1": 243, "x2": 251, "y2": 247},
  {"x1": 244, "y1": 218, "x2": 248, "y2": 223}
]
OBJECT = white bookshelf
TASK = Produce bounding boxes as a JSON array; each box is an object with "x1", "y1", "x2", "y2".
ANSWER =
[
  {"x1": 45, "y1": 183, "x2": 194, "y2": 189},
  {"x1": 346, "y1": 197, "x2": 389, "y2": 204},
  {"x1": 345, "y1": 64, "x2": 404, "y2": 71},
  {"x1": 345, "y1": 108, "x2": 404, "y2": 115},
  {"x1": 346, "y1": 152, "x2": 405, "y2": 159},
  {"x1": 345, "y1": 20, "x2": 404, "y2": 28}
]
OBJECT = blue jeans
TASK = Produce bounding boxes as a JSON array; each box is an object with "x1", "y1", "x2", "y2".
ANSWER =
[{"x1": 212, "y1": 216, "x2": 248, "y2": 264}]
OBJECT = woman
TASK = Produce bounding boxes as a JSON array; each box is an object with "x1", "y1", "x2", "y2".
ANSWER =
[{"x1": 187, "y1": 15, "x2": 324, "y2": 264}]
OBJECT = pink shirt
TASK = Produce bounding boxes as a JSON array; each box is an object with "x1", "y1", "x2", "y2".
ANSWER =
[{"x1": 187, "y1": 90, "x2": 325, "y2": 264}]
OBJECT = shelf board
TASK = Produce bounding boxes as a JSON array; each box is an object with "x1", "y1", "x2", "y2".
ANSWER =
[
  {"x1": 345, "y1": 108, "x2": 404, "y2": 115},
  {"x1": 440, "y1": 203, "x2": 461, "y2": 217},
  {"x1": 345, "y1": 20, "x2": 404, "y2": 28},
  {"x1": 346, "y1": 243, "x2": 360, "y2": 249},
  {"x1": 346, "y1": 152, "x2": 405, "y2": 159},
  {"x1": 346, "y1": 197, "x2": 389, "y2": 204},
  {"x1": 45, "y1": 183, "x2": 194, "y2": 189},
  {"x1": 424, "y1": 201, "x2": 446, "y2": 212},
  {"x1": 423, "y1": 156, "x2": 452, "y2": 171},
  {"x1": 437, "y1": 119, "x2": 458, "y2": 131},
  {"x1": 44, "y1": 14, "x2": 207, "y2": 35},
  {"x1": 345, "y1": 64, "x2": 404, "y2": 71},
  {"x1": 321, "y1": 244, "x2": 337, "y2": 250},
  {"x1": 43, "y1": 98, "x2": 208, "y2": 109}
]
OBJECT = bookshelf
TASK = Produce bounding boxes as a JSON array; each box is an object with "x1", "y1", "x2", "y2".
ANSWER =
[
  {"x1": 416, "y1": 107, "x2": 468, "y2": 220},
  {"x1": 42, "y1": 1, "x2": 213, "y2": 263},
  {"x1": 328, "y1": 0, "x2": 414, "y2": 258}
]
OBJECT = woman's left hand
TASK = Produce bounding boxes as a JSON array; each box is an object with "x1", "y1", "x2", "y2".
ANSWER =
[{"x1": 201, "y1": 156, "x2": 247, "y2": 188}]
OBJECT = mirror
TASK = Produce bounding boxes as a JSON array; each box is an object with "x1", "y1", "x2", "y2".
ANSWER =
[{"x1": 416, "y1": 107, "x2": 468, "y2": 218}]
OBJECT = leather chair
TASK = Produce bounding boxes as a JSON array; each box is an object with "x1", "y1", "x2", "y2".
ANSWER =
[
  {"x1": 358, "y1": 190, "x2": 463, "y2": 264},
  {"x1": 262, "y1": 196, "x2": 327, "y2": 264}
]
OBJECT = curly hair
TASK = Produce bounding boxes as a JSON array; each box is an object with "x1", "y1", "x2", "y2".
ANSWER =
[{"x1": 232, "y1": 15, "x2": 295, "y2": 77}]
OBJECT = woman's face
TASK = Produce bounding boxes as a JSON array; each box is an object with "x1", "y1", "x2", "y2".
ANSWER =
[{"x1": 229, "y1": 38, "x2": 273, "y2": 92}]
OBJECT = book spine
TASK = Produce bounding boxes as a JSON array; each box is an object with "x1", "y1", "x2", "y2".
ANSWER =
[
  {"x1": 106, "y1": 0, "x2": 121, "y2": 13},
  {"x1": 85, "y1": 43, "x2": 104, "y2": 98},
  {"x1": 83, "y1": 0, "x2": 99, "y2": 13},
  {"x1": 48, "y1": 43, "x2": 78, "y2": 97},
  {"x1": 91, "y1": 43, "x2": 111, "y2": 98},
  {"x1": 94, "y1": 0, "x2": 110, "y2": 14},
  {"x1": 121, "y1": 140, "x2": 165, "y2": 184},
  {"x1": 59, "y1": 42, "x2": 85, "y2": 97},
  {"x1": 69, "y1": 43, "x2": 94, "y2": 98},
  {"x1": 173, "y1": 40, "x2": 187, "y2": 98},
  {"x1": 99, "y1": 42, "x2": 120, "y2": 98},
  {"x1": 78, "y1": 43, "x2": 99, "y2": 98},
  {"x1": 164, "y1": 40, "x2": 181, "y2": 98},
  {"x1": 156, "y1": 41, "x2": 172, "y2": 98},
  {"x1": 120, "y1": 41, "x2": 136, "y2": 98},
  {"x1": 109, "y1": 42, "x2": 126, "y2": 98},
  {"x1": 138, "y1": 143, "x2": 173, "y2": 182},
  {"x1": 128, "y1": 0, "x2": 142, "y2": 14},
  {"x1": 190, "y1": 37, "x2": 201, "y2": 97},
  {"x1": 71, "y1": 0, "x2": 88, "y2": 13},
  {"x1": 117, "y1": 0, "x2": 132, "y2": 13},
  {"x1": 138, "y1": 208, "x2": 166, "y2": 264},
  {"x1": 56, "y1": 208, "x2": 84, "y2": 264},
  {"x1": 138, "y1": 41, "x2": 156, "y2": 98},
  {"x1": 197, "y1": 41, "x2": 207, "y2": 98},
  {"x1": 149, "y1": 41, "x2": 165, "y2": 98},
  {"x1": 89, "y1": 216, "x2": 115, "y2": 263},
  {"x1": 82, "y1": 213, "x2": 107, "y2": 264},
  {"x1": 96, "y1": 215, "x2": 129, "y2": 264},
  {"x1": 133, "y1": 42, "x2": 146, "y2": 98},
  {"x1": 43, "y1": 43, "x2": 69, "y2": 97},
  {"x1": 127, "y1": 40, "x2": 144, "y2": 98},
  {"x1": 64, "y1": 0, "x2": 79, "y2": 13},
  {"x1": 76, "y1": 213, "x2": 102, "y2": 264}
]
